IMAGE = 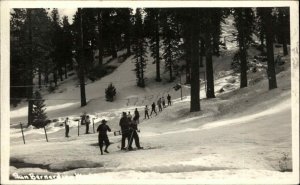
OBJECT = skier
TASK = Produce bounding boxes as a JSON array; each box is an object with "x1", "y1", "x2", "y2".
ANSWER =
[
  {"x1": 64, "y1": 117, "x2": 70, "y2": 137},
  {"x1": 85, "y1": 115, "x2": 91, "y2": 134},
  {"x1": 150, "y1": 102, "x2": 157, "y2": 116},
  {"x1": 157, "y1": 98, "x2": 162, "y2": 112},
  {"x1": 128, "y1": 116, "x2": 143, "y2": 149},
  {"x1": 134, "y1": 108, "x2": 140, "y2": 124},
  {"x1": 162, "y1": 97, "x2": 166, "y2": 108},
  {"x1": 119, "y1": 112, "x2": 132, "y2": 150},
  {"x1": 97, "y1": 119, "x2": 111, "y2": 155},
  {"x1": 81, "y1": 112, "x2": 87, "y2": 126},
  {"x1": 167, "y1": 94, "x2": 172, "y2": 106},
  {"x1": 144, "y1": 105, "x2": 150, "y2": 119},
  {"x1": 127, "y1": 111, "x2": 132, "y2": 121}
]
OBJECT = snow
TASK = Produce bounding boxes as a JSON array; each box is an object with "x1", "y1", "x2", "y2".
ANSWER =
[{"x1": 8, "y1": 17, "x2": 297, "y2": 183}]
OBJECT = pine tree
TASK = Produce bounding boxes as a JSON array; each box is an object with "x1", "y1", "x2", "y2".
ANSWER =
[
  {"x1": 202, "y1": 9, "x2": 216, "y2": 98},
  {"x1": 276, "y1": 8, "x2": 290, "y2": 56},
  {"x1": 144, "y1": 8, "x2": 162, "y2": 82},
  {"x1": 189, "y1": 9, "x2": 201, "y2": 112},
  {"x1": 32, "y1": 91, "x2": 48, "y2": 128},
  {"x1": 132, "y1": 8, "x2": 147, "y2": 87},
  {"x1": 78, "y1": 8, "x2": 87, "y2": 106},
  {"x1": 161, "y1": 9, "x2": 181, "y2": 82},
  {"x1": 233, "y1": 8, "x2": 255, "y2": 88},
  {"x1": 105, "y1": 83, "x2": 116, "y2": 102},
  {"x1": 261, "y1": 8, "x2": 277, "y2": 90},
  {"x1": 61, "y1": 16, "x2": 73, "y2": 79}
]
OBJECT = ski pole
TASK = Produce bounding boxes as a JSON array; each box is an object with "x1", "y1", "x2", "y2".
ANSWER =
[
  {"x1": 127, "y1": 130, "x2": 134, "y2": 150},
  {"x1": 77, "y1": 120, "x2": 80, "y2": 136},
  {"x1": 93, "y1": 118, "x2": 95, "y2": 133},
  {"x1": 44, "y1": 126, "x2": 48, "y2": 142},
  {"x1": 20, "y1": 123, "x2": 25, "y2": 144}
]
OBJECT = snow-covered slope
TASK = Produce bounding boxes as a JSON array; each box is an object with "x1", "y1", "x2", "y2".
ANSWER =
[{"x1": 9, "y1": 15, "x2": 295, "y2": 182}]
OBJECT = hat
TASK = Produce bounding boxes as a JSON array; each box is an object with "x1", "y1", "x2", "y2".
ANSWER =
[{"x1": 101, "y1": 119, "x2": 107, "y2": 124}]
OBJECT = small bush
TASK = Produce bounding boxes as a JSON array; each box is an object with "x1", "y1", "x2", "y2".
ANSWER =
[
  {"x1": 105, "y1": 83, "x2": 116, "y2": 102},
  {"x1": 278, "y1": 152, "x2": 292, "y2": 172}
]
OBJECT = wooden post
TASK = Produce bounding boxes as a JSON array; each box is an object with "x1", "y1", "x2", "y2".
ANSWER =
[
  {"x1": 78, "y1": 120, "x2": 80, "y2": 136},
  {"x1": 43, "y1": 126, "x2": 48, "y2": 142},
  {"x1": 180, "y1": 72, "x2": 183, "y2": 100},
  {"x1": 20, "y1": 123, "x2": 25, "y2": 144},
  {"x1": 93, "y1": 118, "x2": 95, "y2": 133}
]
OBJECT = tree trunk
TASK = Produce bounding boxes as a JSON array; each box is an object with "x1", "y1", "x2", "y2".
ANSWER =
[
  {"x1": 190, "y1": 10, "x2": 200, "y2": 112},
  {"x1": 200, "y1": 38, "x2": 205, "y2": 67},
  {"x1": 205, "y1": 34, "x2": 216, "y2": 98},
  {"x1": 53, "y1": 69, "x2": 57, "y2": 87},
  {"x1": 38, "y1": 67, "x2": 42, "y2": 89},
  {"x1": 260, "y1": 32, "x2": 264, "y2": 54},
  {"x1": 282, "y1": 36, "x2": 288, "y2": 56},
  {"x1": 263, "y1": 8, "x2": 277, "y2": 90},
  {"x1": 155, "y1": 15, "x2": 161, "y2": 82},
  {"x1": 78, "y1": 8, "x2": 87, "y2": 106},
  {"x1": 169, "y1": 60, "x2": 173, "y2": 82},
  {"x1": 111, "y1": 39, "x2": 117, "y2": 59},
  {"x1": 59, "y1": 67, "x2": 63, "y2": 81},
  {"x1": 240, "y1": 47, "x2": 248, "y2": 88},
  {"x1": 64, "y1": 63, "x2": 68, "y2": 79},
  {"x1": 27, "y1": 9, "x2": 34, "y2": 126},
  {"x1": 97, "y1": 10, "x2": 103, "y2": 66}
]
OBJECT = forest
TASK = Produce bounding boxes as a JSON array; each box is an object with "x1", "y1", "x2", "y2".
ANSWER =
[{"x1": 10, "y1": 8, "x2": 290, "y2": 126}]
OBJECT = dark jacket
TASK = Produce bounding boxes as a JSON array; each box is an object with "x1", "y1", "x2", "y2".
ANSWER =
[
  {"x1": 134, "y1": 110, "x2": 140, "y2": 119},
  {"x1": 119, "y1": 117, "x2": 130, "y2": 131},
  {"x1": 130, "y1": 120, "x2": 138, "y2": 130},
  {"x1": 97, "y1": 123, "x2": 111, "y2": 137}
]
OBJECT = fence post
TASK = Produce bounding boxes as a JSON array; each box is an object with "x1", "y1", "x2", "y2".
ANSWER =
[
  {"x1": 93, "y1": 118, "x2": 95, "y2": 133},
  {"x1": 20, "y1": 123, "x2": 25, "y2": 144},
  {"x1": 78, "y1": 120, "x2": 80, "y2": 136},
  {"x1": 43, "y1": 126, "x2": 48, "y2": 142}
]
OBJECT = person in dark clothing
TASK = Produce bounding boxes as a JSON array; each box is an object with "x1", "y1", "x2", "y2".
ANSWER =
[
  {"x1": 128, "y1": 116, "x2": 143, "y2": 149},
  {"x1": 65, "y1": 117, "x2": 70, "y2": 137},
  {"x1": 119, "y1": 112, "x2": 132, "y2": 150},
  {"x1": 85, "y1": 115, "x2": 91, "y2": 134},
  {"x1": 157, "y1": 98, "x2": 162, "y2": 112},
  {"x1": 167, "y1": 94, "x2": 172, "y2": 106},
  {"x1": 97, "y1": 119, "x2": 111, "y2": 155},
  {"x1": 144, "y1": 105, "x2": 150, "y2": 119},
  {"x1": 162, "y1": 97, "x2": 166, "y2": 108},
  {"x1": 134, "y1": 108, "x2": 140, "y2": 124},
  {"x1": 150, "y1": 102, "x2": 157, "y2": 116}
]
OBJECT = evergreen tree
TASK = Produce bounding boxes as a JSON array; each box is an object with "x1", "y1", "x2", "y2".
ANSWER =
[
  {"x1": 32, "y1": 91, "x2": 48, "y2": 128},
  {"x1": 232, "y1": 8, "x2": 255, "y2": 88},
  {"x1": 117, "y1": 8, "x2": 133, "y2": 56},
  {"x1": 105, "y1": 83, "x2": 116, "y2": 101},
  {"x1": 161, "y1": 9, "x2": 181, "y2": 82},
  {"x1": 96, "y1": 8, "x2": 104, "y2": 66},
  {"x1": 10, "y1": 8, "x2": 52, "y2": 124},
  {"x1": 61, "y1": 16, "x2": 73, "y2": 79},
  {"x1": 144, "y1": 8, "x2": 162, "y2": 82},
  {"x1": 202, "y1": 9, "x2": 216, "y2": 98},
  {"x1": 261, "y1": 8, "x2": 277, "y2": 90},
  {"x1": 50, "y1": 8, "x2": 63, "y2": 84},
  {"x1": 254, "y1": 8, "x2": 266, "y2": 54},
  {"x1": 276, "y1": 8, "x2": 290, "y2": 56},
  {"x1": 77, "y1": 8, "x2": 87, "y2": 106},
  {"x1": 189, "y1": 9, "x2": 201, "y2": 112},
  {"x1": 132, "y1": 8, "x2": 148, "y2": 87}
]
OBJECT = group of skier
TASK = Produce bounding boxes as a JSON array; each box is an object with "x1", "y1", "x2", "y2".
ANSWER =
[
  {"x1": 63, "y1": 113, "x2": 92, "y2": 138},
  {"x1": 144, "y1": 94, "x2": 172, "y2": 119},
  {"x1": 64, "y1": 93, "x2": 173, "y2": 155}
]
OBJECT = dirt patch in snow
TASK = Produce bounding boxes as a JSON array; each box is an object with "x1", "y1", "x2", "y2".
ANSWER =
[{"x1": 10, "y1": 157, "x2": 104, "y2": 173}]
